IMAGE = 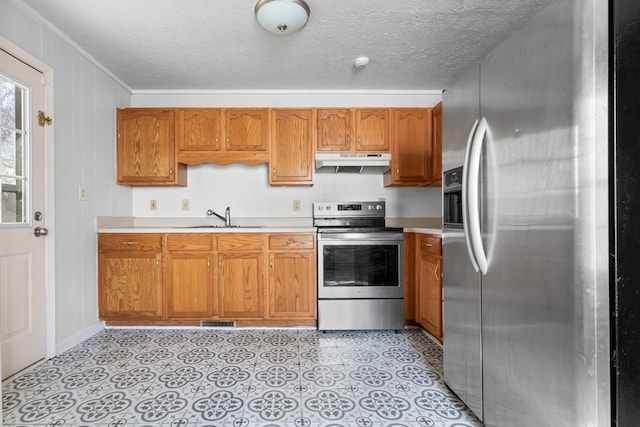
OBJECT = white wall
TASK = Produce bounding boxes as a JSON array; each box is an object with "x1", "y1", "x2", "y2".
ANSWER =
[
  {"x1": 1, "y1": 1, "x2": 132, "y2": 348},
  {"x1": 132, "y1": 163, "x2": 442, "y2": 219},
  {"x1": 131, "y1": 91, "x2": 443, "y2": 219}
]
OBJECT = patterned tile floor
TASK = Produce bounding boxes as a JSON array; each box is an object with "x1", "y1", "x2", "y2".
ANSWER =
[{"x1": 2, "y1": 328, "x2": 483, "y2": 427}]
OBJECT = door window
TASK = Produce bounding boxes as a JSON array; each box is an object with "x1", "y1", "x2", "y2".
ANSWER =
[{"x1": 0, "y1": 76, "x2": 27, "y2": 224}]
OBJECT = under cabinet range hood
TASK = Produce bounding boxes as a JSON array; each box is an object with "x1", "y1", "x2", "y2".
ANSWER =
[{"x1": 314, "y1": 153, "x2": 391, "y2": 174}]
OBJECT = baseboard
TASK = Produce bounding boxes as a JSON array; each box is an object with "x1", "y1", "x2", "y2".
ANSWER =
[{"x1": 55, "y1": 321, "x2": 105, "y2": 355}]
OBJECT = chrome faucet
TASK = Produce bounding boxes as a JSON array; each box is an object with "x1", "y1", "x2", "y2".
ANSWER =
[{"x1": 207, "y1": 207, "x2": 231, "y2": 227}]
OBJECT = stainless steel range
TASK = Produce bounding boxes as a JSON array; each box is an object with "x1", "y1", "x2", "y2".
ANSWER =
[{"x1": 313, "y1": 201, "x2": 404, "y2": 331}]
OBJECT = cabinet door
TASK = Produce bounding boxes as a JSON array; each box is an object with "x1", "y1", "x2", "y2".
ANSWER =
[
  {"x1": 116, "y1": 108, "x2": 186, "y2": 186},
  {"x1": 98, "y1": 252, "x2": 163, "y2": 319},
  {"x1": 316, "y1": 109, "x2": 353, "y2": 151},
  {"x1": 354, "y1": 108, "x2": 390, "y2": 152},
  {"x1": 269, "y1": 109, "x2": 315, "y2": 185},
  {"x1": 218, "y1": 252, "x2": 264, "y2": 319},
  {"x1": 178, "y1": 108, "x2": 223, "y2": 152},
  {"x1": 388, "y1": 108, "x2": 432, "y2": 185},
  {"x1": 166, "y1": 252, "x2": 213, "y2": 319},
  {"x1": 431, "y1": 103, "x2": 443, "y2": 185},
  {"x1": 268, "y1": 251, "x2": 316, "y2": 319},
  {"x1": 225, "y1": 109, "x2": 269, "y2": 152},
  {"x1": 416, "y1": 234, "x2": 443, "y2": 341}
]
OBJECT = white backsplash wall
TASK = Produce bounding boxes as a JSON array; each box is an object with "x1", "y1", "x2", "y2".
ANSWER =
[{"x1": 132, "y1": 163, "x2": 442, "y2": 219}]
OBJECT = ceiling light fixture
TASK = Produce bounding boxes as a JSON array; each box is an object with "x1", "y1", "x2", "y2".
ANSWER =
[{"x1": 254, "y1": 0, "x2": 310, "y2": 34}]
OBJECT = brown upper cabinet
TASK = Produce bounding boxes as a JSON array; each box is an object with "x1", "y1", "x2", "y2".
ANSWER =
[
  {"x1": 316, "y1": 108, "x2": 352, "y2": 151},
  {"x1": 177, "y1": 108, "x2": 269, "y2": 165},
  {"x1": 116, "y1": 108, "x2": 187, "y2": 186},
  {"x1": 355, "y1": 108, "x2": 391, "y2": 152},
  {"x1": 384, "y1": 106, "x2": 442, "y2": 187},
  {"x1": 316, "y1": 108, "x2": 390, "y2": 152},
  {"x1": 116, "y1": 106, "x2": 440, "y2": 188},
  {"x1": 269, "y1": 109, "x2": 315, "y2": 186},
  {"x1": 384, "y1": 108, "x2": 433, "y2": 186}
]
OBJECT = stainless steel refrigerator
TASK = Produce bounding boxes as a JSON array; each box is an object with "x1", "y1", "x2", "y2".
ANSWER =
[{"x1": 441, "y1": 0, "x2": 610, "y2": 426}]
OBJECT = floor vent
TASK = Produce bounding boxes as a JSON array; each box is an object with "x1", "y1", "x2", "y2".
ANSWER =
[{"x1": 201, "y1": 320, "x2": 235, "y2": 328}]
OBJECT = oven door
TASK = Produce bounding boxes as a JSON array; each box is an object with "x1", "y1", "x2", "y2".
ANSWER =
[{"x1": 317, "y1": 231, "x2": 404, "y2": 299}]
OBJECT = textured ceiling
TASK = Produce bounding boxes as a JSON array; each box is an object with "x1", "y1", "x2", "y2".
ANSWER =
[{"x1": 19, "y1": 0, "x2": 552, "y2": 92}]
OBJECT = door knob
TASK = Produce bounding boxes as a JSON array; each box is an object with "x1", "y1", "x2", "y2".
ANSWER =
[{"x1": 34, "y1": 227, "x2": 49, "y2": 237}]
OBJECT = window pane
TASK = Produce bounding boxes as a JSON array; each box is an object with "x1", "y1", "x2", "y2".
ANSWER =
[
  {"x1": 0, "y1": 76, "x2": 28, "y2": 225},
  {"x1": 0, "y1": 80, "x2": 19, "y2": 130},
  {"x1": 0, "y1": 128, "x2": 18, "y2": 176},
  {"x1": 1, "y1": 176, "x2": 24, "y2": 223}
]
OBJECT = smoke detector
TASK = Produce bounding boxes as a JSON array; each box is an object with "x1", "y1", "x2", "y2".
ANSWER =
[{"x1": 354, "y1": 56, "x2": 370, "y2": 69}]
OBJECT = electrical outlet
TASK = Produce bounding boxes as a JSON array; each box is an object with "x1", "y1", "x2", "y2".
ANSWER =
[
  {"x1": 150, "y1": 200, "x2": 157, "y2": 211},
  {"x1": 293, "y1": 200, "x2": 301, "y2": 212},
  {"x1": 181, "y1": 199, "x2": 189, "y2": 211},
  {"x1": 78, "y1": 185, "x2": 87, "y2": 201}
]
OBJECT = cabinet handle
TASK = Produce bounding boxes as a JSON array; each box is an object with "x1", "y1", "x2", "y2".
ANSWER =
[
  {"x1": 346, "y1": 135, "x2": 350, "y2": 144},
  {"x1": 122, "y1": 241, "x2": 138, "y2": 245},
  {"x1": 425, "y1": 243, "x2": 433, "y2": 247},
  {"x1": 219, "y1": 257, "x2": 223, "y2": 268},
  {"x1": 270, "y1": 257, "x2": 273, "y2": 269},
  {"x1": 288, "y1": 240, "x2": 295, "y2": 245},
  {"x1": 215, "y1": 136, "x2": 220, "y2": 149},
  {"x1": 169, "y1": 168, "x2": 173, "y2": 174},
  {"x1": 272, "y1": 168, "x2": 276, "y2": 177},
  {"x1": 434, "y1": 262, "x2": 440, "y2": 280}
]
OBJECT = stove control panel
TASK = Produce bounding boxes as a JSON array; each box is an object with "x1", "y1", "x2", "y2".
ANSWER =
[{"x1": 313, "y1": 201, "x2": 386, "y2": 218}]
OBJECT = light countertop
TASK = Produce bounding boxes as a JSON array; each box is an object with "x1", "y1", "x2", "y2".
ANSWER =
[
  {"x1": 387, "y1": 217, "x2": 442, "y2": 235},
  {"x1": 97, "y1": 216, "x2": 442, "y2": 235}
]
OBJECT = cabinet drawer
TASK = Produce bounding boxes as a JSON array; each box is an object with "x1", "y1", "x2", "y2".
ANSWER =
[
  {"x1": 268, "y1": 234, "x2": 315, "y2": 250},
  {"x1": 417, "y1": 234, "x2": 442, "y2": 256},
  {"x1": 216, "y1": 233, "x2": 263, "y2": 251},
  {"x1": 99, "y1": 234, "x2": 162, "y2": 251},
  {"x1": 166, "y1": 234, "x2": 213, "y2": 251}
]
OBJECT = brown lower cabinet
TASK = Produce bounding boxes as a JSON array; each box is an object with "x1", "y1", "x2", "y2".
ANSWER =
[
  {"x1": 98, "y1": 232, "x2": 316, "y2": 324},
  {"x1": 216, "y1": 234, "x2": 264, "y2": 319},
  {"x1": 404, "y1": 232, "x2": 443, "y2": 341},
  {"x1": 98, "y1": 234, "x2": 164, "y2": 319},
  {"x1": 165, "y1": 234, "x2": 214, "y2": 319},
  {"x1": 267, "y1": 234, "x2": 316, "y2": 319}
]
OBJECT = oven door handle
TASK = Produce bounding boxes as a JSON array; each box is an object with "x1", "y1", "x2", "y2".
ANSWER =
[{"x1": 317, "y1": 234, "x2": 403, "y2": 241}]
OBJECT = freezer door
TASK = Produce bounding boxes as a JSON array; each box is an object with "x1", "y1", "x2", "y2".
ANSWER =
[{"x1": 442, "y1": 63, "x2": 483, "y2": 420}]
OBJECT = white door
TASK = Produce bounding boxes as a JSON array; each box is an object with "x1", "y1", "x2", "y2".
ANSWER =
[{"x1": 0, "y1": 49, "x2": 47, "y2": 379}]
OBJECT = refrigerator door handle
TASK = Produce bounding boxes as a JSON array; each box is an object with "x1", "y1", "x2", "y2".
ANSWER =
[
  {"x1": 466, "y1": 116, "x2": 489, "y2": 275},
  {"x1": 462, "y1": 119, "x2": 481, "y2": 272}
]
